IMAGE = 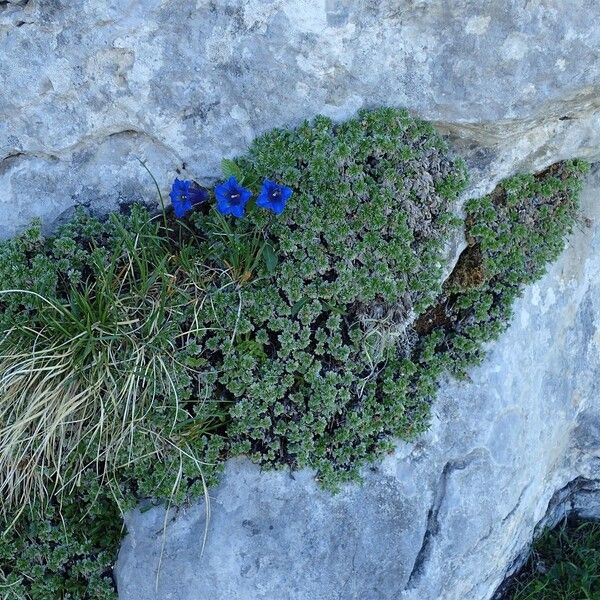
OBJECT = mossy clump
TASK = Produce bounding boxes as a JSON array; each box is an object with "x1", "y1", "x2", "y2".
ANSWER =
[
  {"x1": 0, "y1": 107, "x2": 590, "y2": 597},
  {"x1": 415, "y1": 159, "x2": 589, "y2": 376},
  {"x1": 195, "y1": 108, "x2": 468, "y2": 487}
]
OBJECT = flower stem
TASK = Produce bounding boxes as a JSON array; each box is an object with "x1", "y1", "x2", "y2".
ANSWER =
[{"x1": 137, "y1": 158, "x2": 169, "y2": 232}]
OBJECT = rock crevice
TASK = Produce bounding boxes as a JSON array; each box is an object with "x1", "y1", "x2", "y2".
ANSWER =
[{"x1": 406, "y1": 448, "x2": 490, "y2": 589}]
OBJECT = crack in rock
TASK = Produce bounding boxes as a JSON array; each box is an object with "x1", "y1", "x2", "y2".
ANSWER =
[
  {"x1": 405, "y1": 448, "x2": 488, "y2": 589},
  {"x1": 501, "y1": 482, "x2": 532, "y2": 526}
]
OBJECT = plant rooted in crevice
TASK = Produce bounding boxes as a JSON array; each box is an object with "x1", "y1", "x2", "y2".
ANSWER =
[{"x1": 0, "y1": 107, "x2": 590, "y2": 598}]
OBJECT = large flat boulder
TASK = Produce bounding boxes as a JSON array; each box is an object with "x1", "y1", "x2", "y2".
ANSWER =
[{"x1": 3, "y1": 3, "x2": 600, "y2": 598}]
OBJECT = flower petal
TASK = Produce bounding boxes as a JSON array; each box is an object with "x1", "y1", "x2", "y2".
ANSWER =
[
  {"x1": 256, "y1": 180, "x2": 292, "y2": 215},
  {"x1": 189, "y1": 187, "x2": 208, "y2": 205}
]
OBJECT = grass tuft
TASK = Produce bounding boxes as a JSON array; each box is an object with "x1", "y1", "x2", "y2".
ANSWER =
[
  {"x1": 0, "y1": 206, "x2": 226, "y2": 518},
  {"x1": 504, "y1": 518, "x2": 600, "y2": 600}
]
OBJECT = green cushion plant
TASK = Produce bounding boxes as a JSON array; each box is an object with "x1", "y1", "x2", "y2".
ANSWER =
[
  {"x1": 197, "y1": 108, "x2": 468, "y2": 487},
  {"x1": 415, "y1": 159, "x2": 589, "y2": 376},
  {"x1": 0, "y1": 107, "x2": 589, "y2": 598}
]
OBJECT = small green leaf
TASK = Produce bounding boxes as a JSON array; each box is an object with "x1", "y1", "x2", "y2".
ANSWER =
[
  {"x1": 322, "y1": 301, "x2": 344, "y2": 315},
  {"x1": 221, "y1": 158, "x2": 244, "y2": 182},
  {"x1": 290, "y1": 297, "x2": 309, "y2": 316},
  {"x1": 245, "y1": 174, "x2": 261, "y2": 189},
  {"x1": 263, "y1": 243, "x2": 278, "y2": 274}
]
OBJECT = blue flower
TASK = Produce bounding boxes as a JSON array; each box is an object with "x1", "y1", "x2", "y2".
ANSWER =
[
  {"x1": 256, "y1": 179, "x2": 293, "y2": 215},
  {"x1": 169, "y1": 178, "x2": 208, "y2": 218},
  {"x1": 214, "y1": 176, "x2": 253, "y2": 218}
]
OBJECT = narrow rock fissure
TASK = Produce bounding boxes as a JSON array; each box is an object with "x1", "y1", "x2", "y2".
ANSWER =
[{"x1": 406, "y1": 449, "x2": 488, "y2": 588}]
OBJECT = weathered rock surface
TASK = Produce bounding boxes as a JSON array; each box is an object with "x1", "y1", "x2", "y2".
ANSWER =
[
  {"x1": 116, "y1": 166, "x2": 600, "y2": 599},
  {"x1": 3, "y1": 1, "x2": 600, "y2": 598},
  {"x1": 2, "y1": 0, "x2": 600, "y2": 237}
]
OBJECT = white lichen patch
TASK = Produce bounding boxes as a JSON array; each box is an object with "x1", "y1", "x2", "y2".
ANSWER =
[
  {"x1": 465, "y1": 15, "x2": 491, "y2": 35},
  {"x1": 531, "y1": 284, "x2": 557, "y2": 314},
  {"x1": 501, "y1": 33, "x2": 529, "y2": 61},
  {"x1": 229, "y1": 105, "x2": 250, "y2": 123},
  {"x1": 591, "y1": 328, "x2": 600, "y2": 351}
]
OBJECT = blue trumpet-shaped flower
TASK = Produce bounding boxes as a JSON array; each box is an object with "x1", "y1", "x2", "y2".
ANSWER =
[
  {"x1": 169, "y1": 178, "x2": 208, "y2": 218},
  {"x1": 256, "y1": 179, "x2": 293, "y2": 216},
  {"x1": 214, "y1": 176, "x2": 253, "y2": 218}
]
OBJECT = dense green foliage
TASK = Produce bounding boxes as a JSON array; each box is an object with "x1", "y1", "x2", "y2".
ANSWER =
[
  {"x1": 0, "y1": 475, "x2": 121, "y2": 599},
  {"x1": 504, "y1": 518, "x2": 600, "y2": 600},
  {"x1": 198, "y1": 108, "x2": 468, "y2": 487},
  {"x1": 0, "y1": 108, "x2": 589, "y2": 598}
]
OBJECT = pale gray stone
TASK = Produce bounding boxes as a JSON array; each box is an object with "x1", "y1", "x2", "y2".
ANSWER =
[
  {"x1": 115, "y1": 167, "x2": 600, "y2": 599},
  {"x1": 1, "y1": 0, "x2": 600, "y2": 237},
  {"x1": 3, "y1": 2, "x2": 600, "y2": 598}
]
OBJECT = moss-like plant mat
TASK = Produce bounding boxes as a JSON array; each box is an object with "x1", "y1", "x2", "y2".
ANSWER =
[
  {"x1": 0, "y1": 107, "x2": 589, "y2": 598},
  {"x1": 501, "y1": 517, "x2": 600, "y2": 599}
]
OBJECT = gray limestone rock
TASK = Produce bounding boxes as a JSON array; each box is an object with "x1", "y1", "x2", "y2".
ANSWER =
[
  {"x1": 1, "y1": 1, "x2": 600, "y2": 237},
  {"x1": 115, "y1": 167, "x2": 600, "y2": 599},
  {"x1": 3, "y1": 2, "x2": 600, "y2": 598}
]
